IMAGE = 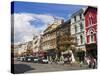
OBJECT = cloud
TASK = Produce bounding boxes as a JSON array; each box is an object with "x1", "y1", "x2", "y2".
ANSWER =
[
  {"x1": 12, "y1": 13, "x2": 37, "y2": 43},
  {"x1": 12, "y1": 13, "x2": 64, "y2": 44}
]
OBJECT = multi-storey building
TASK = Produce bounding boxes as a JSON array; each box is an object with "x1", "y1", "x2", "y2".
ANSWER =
[
  {"x1": 71, "y1": 8, "x2": 86, "y2": 51},
  {"x1": 17, "y1": 42, "x2": 28, "y2": 56},
  {"x1": 56, "y1": 20, "x2": 73, "y2": 58},
  {"x1": 32, "y1": 35, "x2": 41, "y2": 52},
  {"x1": 57, "y1": 20, "x2": 71, "y2": 51},
  {"x1": 11, "y1": 44, "x2": 19, "y2": 58},
  {"x1": 84, "y1": 6, "x2": 97, "y2": 59},
  {"x1": 32, "y1": 35, "x2": 45, "y2": 57},
  {"x1": 41, "y1": 19, "x2": 63, "y2": 60}
]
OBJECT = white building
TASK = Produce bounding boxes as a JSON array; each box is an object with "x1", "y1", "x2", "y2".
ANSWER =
[
  {"x1": 17, "y1": 42, "x2": 28, "y2": 55},
  {"x1": 32, "y1": 35, "x2": 41, "y2": 52},
  {"x1": 71, "y1": 8, "x2": 86, "y2": 51}
]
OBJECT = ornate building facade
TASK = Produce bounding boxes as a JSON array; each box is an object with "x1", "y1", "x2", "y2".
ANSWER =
[
  {"x1": 41, "y1": 19, "x2": 63, "y2": 60},
  {"x1": 70, "y1": 8, "x2": 86, "y2": 51},
  {"x1": 84, "y1": 6, "x2": 97, "y2": 59}
]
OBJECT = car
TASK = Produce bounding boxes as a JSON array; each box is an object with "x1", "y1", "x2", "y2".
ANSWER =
[
  {"x1": 33, "y1": 57, "x2": 39, "y2": 63},
  {"x1": 20, "y1": 57, "x2": 25, "y2": 62},
  {"x1": 25, "y1": 56, "x2": 34, "y2": 62},
  {"x1": 42, "y1": 58, "x2": 48, "y2": 64},
  {"x1": 17, "y1": 57, "x2": 20, "y2": 61}
]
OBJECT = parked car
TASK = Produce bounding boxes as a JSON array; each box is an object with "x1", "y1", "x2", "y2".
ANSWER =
[
  {"x1": 25, "y1": 56, "x2": 34, "y2": 62},
  {"x1": 17, "y1": 57, "x2": 20, "y2": 61},
  {"x1": 42, "y1": 58, "x2": 48, "y2": 64},
  {"x1": 20, "y1": 57, "x2": 25, "y2": 62},
  {"x1": 33, "y1": 57, "x2": 39, "y2": 63}
]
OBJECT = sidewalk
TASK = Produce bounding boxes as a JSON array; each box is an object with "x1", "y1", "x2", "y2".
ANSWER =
[{"x1": 63, "y1": 61, "x2": 88, "y2": 68}]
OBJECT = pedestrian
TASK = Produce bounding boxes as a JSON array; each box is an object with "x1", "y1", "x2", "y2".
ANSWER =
[
  {"x1": 88, "y1": 56, "x2": 96, "y2": 68},
  {"x1": 80, "y1": 61, "x2": 83, "y2": 67},
  {"x1": 93, "y1": 57, "x2": 97, "y2": 69}
]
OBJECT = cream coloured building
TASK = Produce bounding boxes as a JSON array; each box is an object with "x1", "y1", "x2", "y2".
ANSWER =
[
  {"x1": 17, "y1": 42, "x2": 28, "y2": 56},
  {"x1": 32, "y1": 35, "x2": 41, "y2": 52},
  {"x1": 41, "y1": 19, "x2": 63, "y2": 51}
]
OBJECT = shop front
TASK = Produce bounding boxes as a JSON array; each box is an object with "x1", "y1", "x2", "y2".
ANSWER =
[
  {"x1": 47, "y1": 49, "x2": 56, "y2": 62},
  {"x1": 85, "y1": 43, "x2": 97, "y2": 59}
]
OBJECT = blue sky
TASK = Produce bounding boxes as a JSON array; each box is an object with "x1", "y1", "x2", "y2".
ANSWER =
[
  {"x1": 12, "y1": 1, "x2": 86, "y2": 43},
  {"x1": 12, "y1": 1, "x2": 85, "y2": 19}
]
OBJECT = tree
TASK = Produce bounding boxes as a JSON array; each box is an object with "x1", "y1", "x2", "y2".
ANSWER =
[
  {"x1": 76, "y1": 48, "x2": 85, "y2": 62},
  {"x1": 58, "y1": 34, "x2": 76, "y2": 52}
]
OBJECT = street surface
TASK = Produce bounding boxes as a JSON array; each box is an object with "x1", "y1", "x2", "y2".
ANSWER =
[{"x1": 13, "y1": 60, "x2": 90, "y2": 74}]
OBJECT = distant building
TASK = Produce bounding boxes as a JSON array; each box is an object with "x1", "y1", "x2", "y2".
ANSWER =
[
  {"x1": 32, "y1": 35, "x2": 41, "y2": 52},
  {"x1": 26, "y1": 41, "x2": 33, "y2": 56},
  {"x1": 84, "y1": 6, "x2": 97, "y2": 58},
  {"x1": 11, "y1": 44, "x2": 19, "y2": 58},
  {"x1": 17, "y1": 42, "x2": 27, "y2": 56},
  {"x1": 70, "y1": 8, "x2": 86, "y2": 51}
]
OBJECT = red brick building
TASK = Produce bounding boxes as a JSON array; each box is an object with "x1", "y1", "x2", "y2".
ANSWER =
[{"x1": 84, "y1": 6, "x2": 97, "y2": 59}]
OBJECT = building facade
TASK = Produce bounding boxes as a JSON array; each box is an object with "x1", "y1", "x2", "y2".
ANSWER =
[
  {"x1": 71, "y1": 8, "x2": 86, "y2": 51},
  {"x1": 32, "y1": 35, "x2": 41, "y2": 52},
  {"x1": 57, "y1": 20, "x2": 73, "y2": 51},
  {"x1": 56, "y1": 20, "x2": 75, "y2": 60},
  {"x1": 17, "y1": 42, "x2": 28, "y2": 56},
  {"x1": 41, "y1": 19, "x2": 63, "y2": 60},
  {"x1": 84, "y1": 6, "x2": 97, "y2": 59},
  {"x1": 11, "y1": 44, "x2": 19, "y2": 58}
]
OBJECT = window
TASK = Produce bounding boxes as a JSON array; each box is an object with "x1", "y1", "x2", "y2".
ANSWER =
[
  {"x1": 34, "y1": 40, "x2": 38, "y2": 44},
  {"x1": 80, "y1": 35, "x2": 83, "y2": 44},
  {"x1": 88, "y1": 16, "x2": 93, "y2": 25},
  {"x1": 75, "y1": 37, "x2": 77, "y2": 43},
  {"x1": 80, "y1": 23, "x2": 83, "y2": 31},
  {"x1": 79, "y1": 14, "x2": 82, "y2": 20},
  {"x1": 90, "y1": 32, "x2": 94, "y2": 43},
  {"x1": 74, "y1": 16, "x2": 76, "y2": 22},
  {"x1": 75, "y1": 25, "x2": 77, "y2": 33}
]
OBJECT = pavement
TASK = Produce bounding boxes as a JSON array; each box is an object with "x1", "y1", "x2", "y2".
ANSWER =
[{"x1": 13, "y1": 60, "x2": 90, "y2": 74}]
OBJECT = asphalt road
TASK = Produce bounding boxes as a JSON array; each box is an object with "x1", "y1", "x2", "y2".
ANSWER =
[{"x1": 13, "y1": 60, "x2": 90, "y2": 74}]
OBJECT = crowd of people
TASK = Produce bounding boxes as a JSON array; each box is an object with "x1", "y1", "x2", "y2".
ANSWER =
[{"x1": 48, "y1": 51, "x2": 97, "y2": 69}]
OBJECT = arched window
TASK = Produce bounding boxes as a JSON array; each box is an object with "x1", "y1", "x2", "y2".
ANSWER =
[
  {"x1": 90, "y1": 32, "x2": 94, "y2": 43},
  {"x1": 88, "y1": 16, "x2": 93, "y2": 26}
]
